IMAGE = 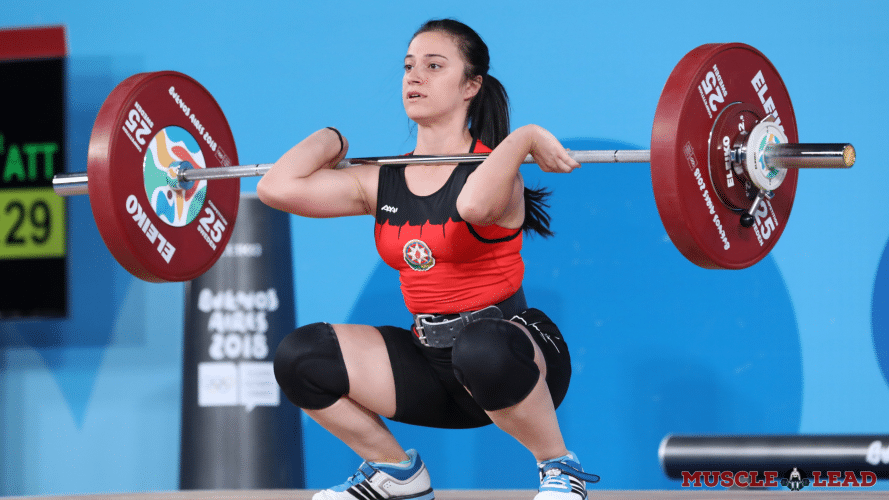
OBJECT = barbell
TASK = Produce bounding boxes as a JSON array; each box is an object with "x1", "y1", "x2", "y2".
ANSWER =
[{"x1": 53, "y1": 43, "x2": 855, "y2": 282}]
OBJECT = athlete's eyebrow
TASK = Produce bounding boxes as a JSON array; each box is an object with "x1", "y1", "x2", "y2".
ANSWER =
[{"x1": 404, "y1": 54, "x2": 450, "y2": 61}]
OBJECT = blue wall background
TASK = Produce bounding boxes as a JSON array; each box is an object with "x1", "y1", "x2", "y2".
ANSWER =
[{"x1": 2, "y1": 0, "x2": 888, "y2": 495}]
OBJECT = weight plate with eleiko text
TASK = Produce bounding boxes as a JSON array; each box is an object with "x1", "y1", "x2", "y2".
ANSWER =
[
  {"x1": 651, "y1": 43, "x2": 799, "y2": 269},
  {"x1": 87, "y1": 71, "x2": 239, "y2": 282}
]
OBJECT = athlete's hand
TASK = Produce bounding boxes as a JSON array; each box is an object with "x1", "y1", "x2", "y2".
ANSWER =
[{"x1": 522, "y1": 124, "x2": 580, "y2": 173}]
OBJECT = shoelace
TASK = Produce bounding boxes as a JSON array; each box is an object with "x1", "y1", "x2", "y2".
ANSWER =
[
  {"x1": 541, "y1": 468, "x2": 571, "y2": 489},
  {"x1": 541, "y1": 461, "x2": 601, "y2": 484}
]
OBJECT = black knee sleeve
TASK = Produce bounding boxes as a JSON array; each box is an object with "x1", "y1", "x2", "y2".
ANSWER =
[
  {"x1": 451, "y1": 319, "x2": 540, "y2": 411},
  {"x1": 273, "y1": 322, "x2": 349, "y2": 410}
]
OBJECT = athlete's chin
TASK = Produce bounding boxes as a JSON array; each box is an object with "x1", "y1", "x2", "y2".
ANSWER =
[
  {"x1": 404, "y1": 109, "x2": 435, "y2": 127},
  {"x1": 404, "y1": 103, "x2": 424, "y2": 115}
]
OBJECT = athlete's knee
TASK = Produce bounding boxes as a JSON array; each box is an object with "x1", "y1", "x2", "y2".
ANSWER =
[
  {"x1": 451, "y1": 319, "x2": 540, "y2": 411},
  {"x1": 273, "y1": 322, "x2": 349, "y2": 410}
]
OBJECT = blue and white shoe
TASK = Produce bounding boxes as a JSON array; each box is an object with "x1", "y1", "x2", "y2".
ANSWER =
[
  {"x1": 312, "y1": 449, "x2": 434, "y2": 500},
  {"x1": 535, "y1": 451, "x2": 600, "y2": 500}
]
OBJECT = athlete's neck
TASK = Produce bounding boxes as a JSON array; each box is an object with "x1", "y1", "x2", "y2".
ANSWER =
[{"x1": 413, "y1": 122, "x2": 474, "y2": 156}]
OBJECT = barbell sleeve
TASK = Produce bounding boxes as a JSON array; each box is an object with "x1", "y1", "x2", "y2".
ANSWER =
[
  {"x1": 765, "y1": 143, "x2": 856, "y2": 169},
  {"x1": 53, "y1": 172, "x2": 90, "y2": 197}
]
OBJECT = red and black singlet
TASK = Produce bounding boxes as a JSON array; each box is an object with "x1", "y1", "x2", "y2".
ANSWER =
[{"x1": 374, "y1": 140, "x2": 524, "y2": 315}]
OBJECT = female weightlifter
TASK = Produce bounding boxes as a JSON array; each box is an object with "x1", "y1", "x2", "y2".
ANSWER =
[{"x1": 257, "y1": 18, "x2": 599, "y2": 500}]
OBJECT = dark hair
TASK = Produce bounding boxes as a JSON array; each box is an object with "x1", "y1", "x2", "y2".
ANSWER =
[{"x1": 412, "y1": 19, "x2": 554, "y2": 238}]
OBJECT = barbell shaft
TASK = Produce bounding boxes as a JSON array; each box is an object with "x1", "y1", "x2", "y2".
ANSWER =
[
  {"x1": 51, "y1": 149, "x2": 652, "y2": 196},
  {"x1": 51, "y1": 143, "x2": 855, "y2": 197},
  {"x1": 345, "y1": 149, "x2": 654, "y2": 168}
]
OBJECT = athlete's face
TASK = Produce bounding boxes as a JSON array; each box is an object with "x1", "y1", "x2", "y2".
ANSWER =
[{"x1": 403, "y1": 31, "x2": 481, "y2": 126}]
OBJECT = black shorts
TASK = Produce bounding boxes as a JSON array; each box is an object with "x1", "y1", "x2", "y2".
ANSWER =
[{"x1": 376, "y1": 308, "x2": 571, "y2": 429}]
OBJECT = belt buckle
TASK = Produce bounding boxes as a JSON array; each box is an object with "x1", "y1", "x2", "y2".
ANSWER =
[{"x1": 413, "y1": 314, "x2": 436, "y2": 346}]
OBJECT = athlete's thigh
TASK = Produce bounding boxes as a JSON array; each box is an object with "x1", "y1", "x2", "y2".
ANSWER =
[{"x1": 331, "y1": 323, "x2": 397, "y2": 418}]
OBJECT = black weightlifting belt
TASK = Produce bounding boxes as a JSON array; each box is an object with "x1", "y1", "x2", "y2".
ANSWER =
[{"x1": 411, "y1": 287, "x2": 527, "y2": 348}]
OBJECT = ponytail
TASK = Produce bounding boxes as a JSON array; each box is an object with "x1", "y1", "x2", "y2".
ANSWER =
[
  {"x1": 413, "y1": 19, "x2": 555, "y2": 238},
  {"x1": 468, "y1": 74, "x2": 509, "y2": 150},
  {"x1": 470, "y1": 75, "x2": 554, "y2": 238}
]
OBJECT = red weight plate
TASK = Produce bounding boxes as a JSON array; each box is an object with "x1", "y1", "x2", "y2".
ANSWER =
[
  {"x1": 651, "y1": 43, "x2": 798, "y2": 269},
  {"x1": 88, "y1": 72, "x2": 239, "y2": 282}
]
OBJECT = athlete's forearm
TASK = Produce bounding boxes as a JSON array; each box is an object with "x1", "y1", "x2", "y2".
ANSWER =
[{"x1": 456, "y1": 125, "x2": 535, "y2": 223}]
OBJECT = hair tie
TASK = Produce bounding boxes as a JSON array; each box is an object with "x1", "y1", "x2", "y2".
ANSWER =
[{"x1": 326, "y1": 127, "x2": 344, "y2": 156}]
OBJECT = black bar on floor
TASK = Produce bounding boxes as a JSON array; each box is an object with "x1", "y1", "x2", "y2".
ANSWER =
[{"x1": 660, "y1": 435, "x2": 889, "y2": 479}]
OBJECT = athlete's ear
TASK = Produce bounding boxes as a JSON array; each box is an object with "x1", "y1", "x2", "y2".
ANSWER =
[{"x1": 463, "y1": 75, "x2": 482, "y2": 102}]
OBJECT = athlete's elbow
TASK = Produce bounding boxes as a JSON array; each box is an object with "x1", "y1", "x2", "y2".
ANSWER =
[
  {"x1": 257, "y1": 177, "x2": 281, "y2": 209},
  {"x1": 257, "y1": 177, "x2": 300, "y2": 214},
  {"x1": 457, "y1": 198, "x2": 505, "y2": 226}
]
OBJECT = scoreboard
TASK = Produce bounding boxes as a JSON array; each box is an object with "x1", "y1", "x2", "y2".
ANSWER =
[{"x1": 0, "y1": 26, "x2": 67, "y2": 317}]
